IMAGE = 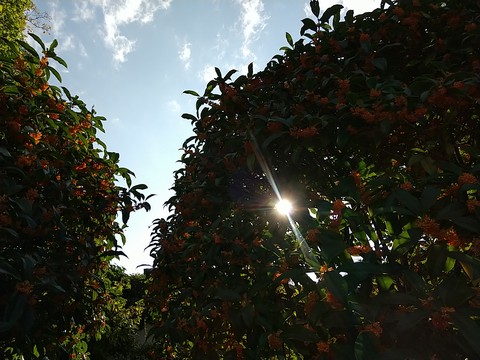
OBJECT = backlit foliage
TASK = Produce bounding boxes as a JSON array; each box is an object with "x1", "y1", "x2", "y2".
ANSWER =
[
  {"x1": 148, "y1": 0, "x2": 480, "y2": 358},
  {"x1": 0, "y1": 35, "x2": 150, "y2": 358}
]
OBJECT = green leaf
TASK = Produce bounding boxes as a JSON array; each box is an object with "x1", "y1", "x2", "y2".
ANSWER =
[
  {"x1": 283, "y1": 324, "x2": 319, "y2": 342},
  {"x1": 301, "y1": 18, "x2": 317, "y2": 35},
  {"x1": 409, "y1": 77, "x2": 437, "y2": 95},
  {"x1": 33, "y1": 344, "x2": 40, "y2": 358},
  {"x1": 28, "y1": 33, "x2": 46, "y2": 51},
  {"x1": 241, "y1": 304, "x2": 255, "y2": 329},
  {"x1": 426, "y1": 244, "x2": 447, "y2": 276},
  {"x1": 262, "y1": 131, "x2": 286, "y2": 150},
  {"x1": 6, "y1": 293, "x2": 27, "y2": 324},
  {"x1": 2, "y1": 85, "x2": 20, "y2": 95},
  {"x1": 182, "y1": 113, "x2": 197, "y2": 122},
  {"x1": 437, "y1": 276, "x2": 474, "y2": 306},
  {"x1": 420, "y1": 186, "x2": 440, "y2": 212},
  {"x1": 246, "y1": 153, "x2": 256, "y2": 171},
  {"x1": 0, "y1": 147, "x2": 11, "y2": 157},
  {"x1": 286, "y1": 32, "x2": 294, "y2": 47},
  {"x1": 336, "y1": 130, "x2": 351, "y2": 149},
  {"x1": 372, "y1": 57, "x2": 387, "y2": 71},
  {"x1": 320, "y1": 5, "x2": 343, "y2": 24},
  {"x1": 224, "y1": 69, "x2": 238, "y2": 81},
  {"x1": 47, "y1": 65, "x2": 62, "y2": 82},
  {"x1": 49, "y1": 39, "x2": 59, "y2": 51},
  {"x1": 52, "y1": 55, "x2": 68, "y2": 68},
  {"x1": 246, "y1": 63, "x2": 253, "y2": 78},
  {"x1": 101, "y1": 250, "x2": 127, "y2": 258},
  {"x1": 17, "y1": 40, "x2": 39, "y2": 58},
  {"x1": 437, "y1": 202, "x2": 465, "y2": 220},
  {"x1": 310, "y1": 0, "x2": 320, "y2": 17},
  {"x1": 396, "y1": 309, "x2": 426, "y2": 331},
  {"x1": 319, "y1": 231, "x2": 346, "y2": 263},
  {"x1": 377, "y1": 275, "x2": 394, "y2": 291},
  {"x1": 0, "y1": 260, "x2": 21, "y2": 280},
  {"x1": 444, "y1": 256, "x2": 456, "y2": 272},
  {"x1": 345, "y1": 9, "x2": 354, "y2": 24},
  {"x1": 395, "y1": 189, "x2": 421, "y2": 216},
  {"x1": 323, "y1": 270, "x2": 348, "y2": 306},
  {"x1": 214, "y1": 288, "x2": 242, "y2": 301},
  {"x1": 451, "y1": 217, "x2": 480, "y2": 233},
  {"x1": 130, "y1": 183, "x2": 148, "y2": 191},
  {"x1": 420, "y1": 156, "x2": 436, "y2": 175},
  {"x1": 355, "y1": 332, "x2": 378, "y2": 360},
  {"x1": 61, "y1": 86, "x2": 72, "y2": 100},
  {"x1": 183, "y1": 89, "x2": 199, "y2": 97},
  {"x1": 449, "y1": 252, "x2": 480, "y2": 283},
  {"x1": 452, "y1": 313, "x2": 480, "y2": 356}
]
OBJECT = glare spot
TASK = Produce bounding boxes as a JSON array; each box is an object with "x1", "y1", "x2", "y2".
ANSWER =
[{"x1": 275, "y1": 199, "x2": 292, "y2": 215}]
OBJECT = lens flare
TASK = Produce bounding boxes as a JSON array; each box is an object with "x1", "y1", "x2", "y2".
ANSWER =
[
  {"x1": 275, "y1": 199, "x2": 292, "y2": 215},
  {"x1": 248, "y1": 130, "x2": 320, "y2": 270}
]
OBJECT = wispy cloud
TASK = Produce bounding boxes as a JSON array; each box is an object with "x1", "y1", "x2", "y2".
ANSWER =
[
  {"x1": 178, "y1": 41, "x2": 192, "y2": 70},
  {"x1": 303, "y1": 2, "x2": 311, "y2": 17},
  {"x1": 200, "y1": 65, "x2": 217, "y2": 84},
  {"x1": 236, "y1": 0, "x2": 269, "y2": 59},
  {"x1": 37, "y1": 1, "x2": 86, "y2": 56},
  {"x1": 48, "y1": 1, "x2": 66, "y2": 34},
  {"x1": 72, "y1": 0, "x2": 172, "y2": 65},
  {"x1": 167, "y1": 99, "x2": 181, "y2": 113},
  {"x1": 73, "y1": 1, "x2": 96, "y2": 22},
  {"x1": 213, "y1": 31, "x2": 229, "y2": 61},
  {"x1": 79, "y1": 43, "x2": 88, "y2": 57},
  {"x1": 195, "y1": 1, "x2": 267, "y2": 85}
]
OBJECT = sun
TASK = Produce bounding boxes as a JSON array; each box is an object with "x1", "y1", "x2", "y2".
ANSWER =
[{"x1": 275, "y1": 198, "x2": 293, "y2": 215}]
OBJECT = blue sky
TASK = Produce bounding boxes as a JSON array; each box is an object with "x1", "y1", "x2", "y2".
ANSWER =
[{"x1": 34, "y1": 0, "x2": 378, "y2": 273}]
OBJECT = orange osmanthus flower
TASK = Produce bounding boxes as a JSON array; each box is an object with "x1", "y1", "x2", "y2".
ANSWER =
[
  {"x1": 363, "y1": 321, "x2": 383, "y2": 337},
  {"x1": 30, "y1": 132, "x2": 42, "y2": 144},
  {"x1": 267, "y1": 332, "x2": 283, "y2": 350},
  {"x1": 417, "y1": 215, "x2": 441, "y2": 238},
  {"x1": 325, "y1": 290, "x2": 343, "y2": 309},
  {"x1": 316, "y1": 341, "x2": 330, "y2": 353},
  {"x1": 458, "y1": 173, "x2": 477, "y2": 186}
]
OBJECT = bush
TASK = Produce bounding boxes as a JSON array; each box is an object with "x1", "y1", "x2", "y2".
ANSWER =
[
  {"x1": 0, "y1": 35, "x2": 150, "y2": 358},
  {"x1": 148, "y1": 0, "x2": 480, "y2": 359}
]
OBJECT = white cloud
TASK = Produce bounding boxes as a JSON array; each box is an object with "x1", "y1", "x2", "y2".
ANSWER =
[
  {"x1": 213, "y1": 32, "x2": 229, "y2": 61},
  {"x1": 179, "y1": 41, "x2": 192, "y2": 70},
  {"x1": 70, "y1": 0, "x2": 172, "y2": 65},
  {"x1": 79, "y1": 43, "x2": 88, "y2": 57},
  {"x1": 48, "y1": 1, "x2": 66, "y2": 34},
  {"x1": 73, "y1": 1, "x2": 96, "y2": 22},
  {"x1": 200, "y1": 65, "x2": 217, "y2": 84},
  {"x1": 236, "y1": 0, "x2": 269, "y2": 59},
  {"x1": 103, "y1": 12, "x2": 136, "y2": 64},
  {"x1": 39, "y1": 2, "x2": 81, "y2": 57},
  {"x1": 167, "y1": 99, "x2": 181, "y2": 113},
  {"x1": 303, "y1": 2, "x2": 311, "y2": 17}
]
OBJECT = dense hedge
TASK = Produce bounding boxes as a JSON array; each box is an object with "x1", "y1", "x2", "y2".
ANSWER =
[
  {"x1": 0, "y1": 35, "x2": 150, "y2": 358},
  {"x1": 148, "y1": 0, "x2": 480, "y2": 359}
]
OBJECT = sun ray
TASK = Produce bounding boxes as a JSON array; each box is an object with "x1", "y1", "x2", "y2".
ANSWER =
[{"x1": 249, "y1": 131, "x2": 320, "y2": 270}]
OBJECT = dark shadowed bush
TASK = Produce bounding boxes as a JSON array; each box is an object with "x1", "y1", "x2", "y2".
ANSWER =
[{"x1": 147, "y1": 0, "x2": 480, "y2": 359}]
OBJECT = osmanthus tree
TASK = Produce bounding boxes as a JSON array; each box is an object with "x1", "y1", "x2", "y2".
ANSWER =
[
  {"x1": 0, "y1": 36, "x2": 150, "y2": 359},
  {"x1": 148, "y1": 0, "x2": 480, "y2": 359},
  {"x1": 0, "y1": 1, "x2": 50, "y2": 55},
  {"x1": 88, "y1": 266, "x2": 151, "y2": 360}
]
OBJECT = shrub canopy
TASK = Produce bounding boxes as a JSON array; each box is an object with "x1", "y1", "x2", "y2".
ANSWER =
[
  {"x1": 0, "y1": 35, "x2": 149, "y2": 358},
  {"x1": 148, "y1": 0, "x2": 480, "y2": 359}
]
